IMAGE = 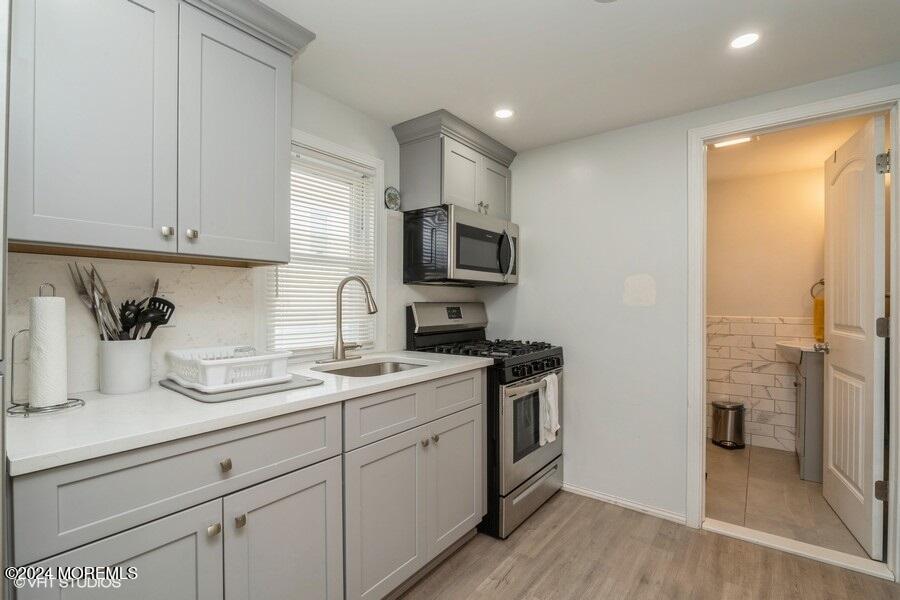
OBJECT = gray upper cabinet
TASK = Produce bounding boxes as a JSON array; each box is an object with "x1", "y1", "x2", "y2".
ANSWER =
[
  {"x1": 480, "y1": 157, "x2": 511, "y2": 220},
  {"x1": 8, "y1": 0, "x2": 179, "y2": 254},
  {"x1": 345, "y1": 425, "x2": 429, "y2": 600},
  {"x1": 223, "y1": 456, "x2": 343, "y2": 600},
  {"x1": 394, "y1": 109, "x2": 516, "y2": 220},
  {"x1": 19, "y1": 500, "x2": 224, "y2": 600},
  {"x1": 7, "y1": 0, "x2": 312, "y2": 264},
  {"x1": 442, "y1": 137, "x2": 481, "y2": 212},
  {"x1": 178, "y1": 3, "x2": 291, "y2": 263}
]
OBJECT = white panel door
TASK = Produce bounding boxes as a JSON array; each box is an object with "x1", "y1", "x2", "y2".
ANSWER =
[
  {"x1": 426, "y1": 406, "x2": 483, "y2": 558},
  {"x1": 480, "y1": 157, "x2": 511, "y2": 220},
  {"x1": 223, "y1": 457, "x2": 343, "y2": 600},
  {"x1": 178, "y1": 3, "x2": 291, "y2": 262},
  {"x1": 8, "y1": 0, "x2": 178, "y2": 252},
  {"x1": 822, "y1": 115, "x2": 887, "y2": 560},
  {"x1": 442, "y1": 137, "x2": 480, "y2": 212}
]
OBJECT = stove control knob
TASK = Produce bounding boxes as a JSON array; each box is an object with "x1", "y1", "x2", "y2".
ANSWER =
[{"x1": 511, "y1": 366, "x2": 521, "y2": 377}]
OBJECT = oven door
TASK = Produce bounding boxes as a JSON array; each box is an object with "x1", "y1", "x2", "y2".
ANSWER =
[
  {"x1": 448, "y1": 205, "x2": 518, "y2": 284},
  {"x1": 499, "y1": 368, "x2": 563, "y2": 495}
]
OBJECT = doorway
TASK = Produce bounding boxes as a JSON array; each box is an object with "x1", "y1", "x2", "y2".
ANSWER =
[
  {"x1": 704, "y1": 114, "x2": 886, "y2": 558},
  {"x1": 686, "y1": 90, "x2": 900, "y2": 580}
]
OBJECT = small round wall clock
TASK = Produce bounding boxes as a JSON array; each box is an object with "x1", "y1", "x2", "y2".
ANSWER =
[{"x1": 384, "y1": 187, "x2": 401, "y2": 211}]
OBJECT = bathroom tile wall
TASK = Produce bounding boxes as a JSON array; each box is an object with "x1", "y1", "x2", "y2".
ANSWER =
[{"x1": 706, "y1": 315, "x2": 818, "y2": 452}]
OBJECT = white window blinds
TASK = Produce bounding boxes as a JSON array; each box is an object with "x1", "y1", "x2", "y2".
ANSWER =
[{"x1": 266, "y1": 145, "x2": 377, "y2": 355}]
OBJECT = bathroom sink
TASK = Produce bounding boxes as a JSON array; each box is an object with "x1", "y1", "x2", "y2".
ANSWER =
[
  {"x1": 776, "y1": 340, "x2": 819, "y2": 364},
  {"x1": 316, "y1": 361, "x2": 425, "y2": 377}
]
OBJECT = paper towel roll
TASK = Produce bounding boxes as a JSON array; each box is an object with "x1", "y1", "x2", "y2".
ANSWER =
[{"x1": 29, "y1": 296, "x2": 68, "y2": 408}]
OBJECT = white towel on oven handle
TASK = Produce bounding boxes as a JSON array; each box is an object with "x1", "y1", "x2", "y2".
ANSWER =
[{"x1": 539, "y1": 373, "x2": 560, "y2": 446}]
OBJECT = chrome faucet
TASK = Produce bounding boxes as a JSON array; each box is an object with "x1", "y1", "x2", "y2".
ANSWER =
[{"x1": 322, "y1": 275, "x2": 378, "y2": 363}]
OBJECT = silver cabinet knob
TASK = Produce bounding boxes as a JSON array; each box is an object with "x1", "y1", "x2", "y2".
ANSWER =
[
  {"x1": 160, "y1": 226, "x2": 175, "y2": 238},
  {"x1": 207, "y1": 523, "x2": 222, "y2": 537},
  {"x1": 431, "y1": 433, "x2": 440, "y2": 444},
  {"x1": 483, "y1": 203, "x2": 490, "y2": 212},
  {"x1": 220, "y1": 458, "x2": 233, "y2": 473},
  {"x1": 186, "y1": 228, "x2": 200, "y2": 239},
  {"x1": 235, "y1": 514, "x2": 247, "y2": 529},
  {"x1": 421, "y1": 437, "x2": 430, "y2": 447}
]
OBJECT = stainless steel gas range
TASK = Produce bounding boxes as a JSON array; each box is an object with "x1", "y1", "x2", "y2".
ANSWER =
[{"x1": 406, "y1": 302, "x2": 564, "y2": 538}]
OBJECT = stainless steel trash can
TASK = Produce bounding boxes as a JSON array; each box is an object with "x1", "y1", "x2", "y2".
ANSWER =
[{"x1": 712, "y1": 401, "x2": 745, "y2": 449}]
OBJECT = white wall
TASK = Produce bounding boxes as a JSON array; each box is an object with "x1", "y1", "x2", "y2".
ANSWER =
[
  {"x1": 482, "y1": 61, "x2": 900, "y2": 518},
  {"x1": 707, "y1": 169, "x2": 824, "y2": 318}
]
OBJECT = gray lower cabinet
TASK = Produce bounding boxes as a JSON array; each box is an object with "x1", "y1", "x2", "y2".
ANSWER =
[
  {"x1": 344, "y1": 425, "x2": 428, "y2": 600},
  {"x1": 344, "y1": 404, "x2": 483, "y2": 600},
  {"x1": 18, "y1": 500, "x2": 223, "y2": 600},
  {"x1": 223, "y1": 456, "x2": 343, "y2": 600},
  {"x1": 426, "y1": 406, "x2": 483, "y2": 558},
  {"x1": 177, "y1": 3, "x2": 291, "y2": 263}
]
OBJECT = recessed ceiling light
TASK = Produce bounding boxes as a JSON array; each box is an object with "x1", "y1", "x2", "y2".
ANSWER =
[
  {"x1": 713, "y1": 136, "x2": 753, "y2": 148},
  {"x1": 730, "y1": 33, "x2": 759, "y2": 49},
  {"x1": 494, "y1": 108, "x2": 515, "y2": 119}
]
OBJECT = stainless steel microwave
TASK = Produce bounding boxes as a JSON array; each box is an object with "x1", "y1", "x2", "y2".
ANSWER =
[{"x1": 403, "y1": 205, "x2": 518, "y2": 285}]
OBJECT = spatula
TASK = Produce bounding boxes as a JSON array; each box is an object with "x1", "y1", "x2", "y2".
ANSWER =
[{"x1": 141, "y1": 297, "x2": 175, "y2": 339}]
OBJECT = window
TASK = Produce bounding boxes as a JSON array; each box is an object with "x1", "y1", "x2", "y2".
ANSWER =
[{"x1": 265, "y1": 140, "x2": 378, "y2": 355}]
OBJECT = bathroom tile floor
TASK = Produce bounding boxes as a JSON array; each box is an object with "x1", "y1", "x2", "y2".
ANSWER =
[{"x1": 705, "y1": 440, "x2": 868, "y2": 558}]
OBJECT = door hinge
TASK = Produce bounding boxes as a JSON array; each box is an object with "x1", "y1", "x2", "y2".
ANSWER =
[
  {"x1": 876, "y1": 317, "x2": 889, "y2": 338},
  {"x1": 875, "y1": 480, "x2": 888, "y2": 502},
  {"x1": 877, "y1": 150, "x2": 891, "y2": 174}
]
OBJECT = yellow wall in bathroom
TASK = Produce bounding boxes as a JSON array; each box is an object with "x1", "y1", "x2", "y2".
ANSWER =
[{"x1": 707, "y1": 168, "x2": 824, "y2": 318}]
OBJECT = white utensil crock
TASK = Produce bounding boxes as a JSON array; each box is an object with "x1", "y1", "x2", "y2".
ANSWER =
[{"x1": 99, "y1": 339, "x2": 152, "y2": 394}]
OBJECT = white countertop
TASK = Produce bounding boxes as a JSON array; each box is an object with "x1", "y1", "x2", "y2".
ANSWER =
[
  {"x1": 6, "y1": 351, "x2": 493, "y2": 476},
  {"x1": 776, "y1": 340, "x2": 822, "y2": 364}
]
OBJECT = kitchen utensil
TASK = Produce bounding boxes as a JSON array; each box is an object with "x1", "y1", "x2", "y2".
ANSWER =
[
  {"x1": 141, "y1": 297, "x2": 175, "y2": 339},
  {"x1": 119, "y1": 300, "x2": 141, "y2": 340},
  {"x1": 132, "y1": 307, "x2": 163, "y2": 340}
]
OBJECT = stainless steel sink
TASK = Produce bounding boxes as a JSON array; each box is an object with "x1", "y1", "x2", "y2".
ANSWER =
[{"x1": 321, "y1": 361, "x2": 425, "y2": 377}]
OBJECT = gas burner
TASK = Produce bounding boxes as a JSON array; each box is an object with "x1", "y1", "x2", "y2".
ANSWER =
[{"x1": 425, "y1": 339, "x2": 558, "y2": 361}]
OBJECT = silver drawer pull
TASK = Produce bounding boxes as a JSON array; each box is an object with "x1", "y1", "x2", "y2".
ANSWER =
[
  {"x1": 235, "y1": 514, "x2": 247, "y2": 529},
  {"x1": 186, "y1": 228, "x2": 200, "y2": 239},
  {"x1": 207, "y1": 522, "x2": 222, "y2": 537},
  {"x1": 220, "y1": 458, "x2": 233, "y2": 473},
  {"x1": 160, "y1": 225, "x2": 175, "y2": 237},
  {"x1": 431, "y1": 433, "x2": 440, "y2": 444},
  {"x1": 421, "y1": 437, "x2": 430, "y2": 447}
]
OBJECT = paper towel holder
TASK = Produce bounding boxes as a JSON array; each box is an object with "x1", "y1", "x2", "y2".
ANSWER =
[{"x1": 7, "y1": 327, "x2": 85, "y2": 417}]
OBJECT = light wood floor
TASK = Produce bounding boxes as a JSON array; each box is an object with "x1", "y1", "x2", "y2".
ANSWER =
[
  {"x1": 705, "y1": 441, "x2": 867, "y2": 557},
  {"x1": 401, "y1": 490, "x2": 900, "y2": 599}
]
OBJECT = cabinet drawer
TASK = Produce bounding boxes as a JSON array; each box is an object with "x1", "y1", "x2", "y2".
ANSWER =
[
  {"x1": 430, "y1": 370, "x2": 482, "y2": 420},
  {"x1": 344, "y1": 384, "x2": 427, "y2": 451},
  {"x1": 13, "y1": 404, "x2": 341, "y2": 564},
  {"x1": 343, "y1": 370, "x2": 484, "y2": 451}
]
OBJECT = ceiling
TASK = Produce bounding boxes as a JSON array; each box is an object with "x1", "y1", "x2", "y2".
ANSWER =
[
  {"x1": 707, "y1": 115, "x2": 873, "y2": 181},
  {"x1": 261, "y1": 0, "x2": 900, "y2": 152}
]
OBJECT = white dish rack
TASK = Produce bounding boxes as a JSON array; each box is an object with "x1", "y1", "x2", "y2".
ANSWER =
[{"x1": 166, "y1": 346, "x2": 292, "y2": 393}]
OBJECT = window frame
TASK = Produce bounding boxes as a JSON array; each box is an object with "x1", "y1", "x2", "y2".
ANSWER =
[{"x1": 256, "y1": 129, "x2": 387, "y2": 361}]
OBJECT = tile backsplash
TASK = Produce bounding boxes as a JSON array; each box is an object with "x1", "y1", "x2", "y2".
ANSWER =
[
  {"x1": 706, "y1": 315, "x2": 817, "y2": 452},
  {"x1": 6, "y1": 253, "x2": 257, "y2": 399}
]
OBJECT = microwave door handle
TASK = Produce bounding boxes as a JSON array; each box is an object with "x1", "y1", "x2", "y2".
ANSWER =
[{"x1": 507, "y1": 234, "x2": 516, "y2": 278}]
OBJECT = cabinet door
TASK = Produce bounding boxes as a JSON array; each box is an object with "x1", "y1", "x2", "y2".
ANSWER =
[
  {"x1": 441, "y1": 137, "x2": 480, "y2": 212},
  {"x1": 426, "y1": 406, "x2": 483, "y2": 557},
  {"x1": 18, "y1": 500, "x2": 222, "y2": 600},
  {"x1": 178, "y1": 4, "x2": 291, "y2": 262},
  {"x1": 480, "y1": 157, "x2": 511, "y2": 220},
  {"x1": 345, "y1": 426, "x2": 428, "y2": 600},
  {"x1": 8, "y1": 0, "x2": 178, "y2": 252},
  {"x1": 223, "y1": 457, "x2": 343, "y2": 600}
]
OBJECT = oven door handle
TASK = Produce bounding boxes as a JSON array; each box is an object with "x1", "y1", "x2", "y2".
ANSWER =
[{"x1": 506, "y1": 379, "x2": 547, "y2": 400}]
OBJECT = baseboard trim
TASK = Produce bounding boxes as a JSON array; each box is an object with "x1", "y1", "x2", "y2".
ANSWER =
[
  {"x1": 562, "y1": 483, "x2": 687, "y2": 525},
  {"x1": 703, "y1": 518, "x2": 894, "y2": 581}
]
